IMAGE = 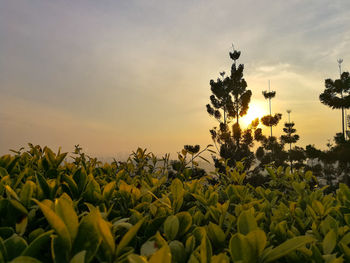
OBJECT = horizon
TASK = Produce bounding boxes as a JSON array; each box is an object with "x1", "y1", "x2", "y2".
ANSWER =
[{"x1": 1, "y1": 0, "x2": 350, "y2": 159}]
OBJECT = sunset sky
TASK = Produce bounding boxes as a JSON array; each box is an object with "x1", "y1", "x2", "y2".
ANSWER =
[{"x1": 1, "y1": 0, "x2": 350, "y2": 159}]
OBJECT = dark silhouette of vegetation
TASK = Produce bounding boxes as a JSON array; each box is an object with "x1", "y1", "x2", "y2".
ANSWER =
[
  {"x1": 261, "y1": 80, "x2": 282, "y2": 137},
  {"x1": 319, "y1": 70, "x2": 350, "y2": 140},
  {"x1": 281, "y1": 110, "x2": 300, "y2": 170},
  {"x1": 207, "y1": 46, "x2": 260, "y2": 170}
]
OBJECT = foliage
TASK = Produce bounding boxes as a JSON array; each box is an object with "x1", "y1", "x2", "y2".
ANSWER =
[
  {"x1": 2, "y1": 145, "x2": 350, "y2": 262},
  {"x1": 206, "y1": 47, "x2": 263, "y2": 170},
  {"x1": 319, "y1": 71, "x2": 350, "y2": 139}
]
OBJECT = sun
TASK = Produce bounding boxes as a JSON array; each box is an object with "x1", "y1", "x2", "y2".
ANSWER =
[{"x1": 240, "y1": 103, "x2": 267, "y2": 128}]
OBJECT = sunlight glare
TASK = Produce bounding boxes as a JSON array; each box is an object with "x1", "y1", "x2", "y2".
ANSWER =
[{"x1": 240, "y1": 104, "x2": 267, "y2": 128}]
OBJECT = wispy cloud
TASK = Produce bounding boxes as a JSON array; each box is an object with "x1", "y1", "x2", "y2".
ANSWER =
[{"x1": 1, "y1": 0, "x2": 349, "y2": 155}]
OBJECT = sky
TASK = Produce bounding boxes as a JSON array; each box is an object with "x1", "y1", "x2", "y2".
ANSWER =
[{"x1": 1, "y1": 0, "x2": 350, "y2": 160}]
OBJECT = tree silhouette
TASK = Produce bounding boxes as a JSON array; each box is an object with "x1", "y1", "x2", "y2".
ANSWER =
[
  {"x1": 319, "y1": 66, "x2": 350, "y2": 140},
  {"x1": 206, "y1": 46, "x2": 254, "y2": 169},
  {"x1": 280, "y1": 110, "x2": 300, "y2": 170},
  {"x1": 261, "y1": 80, "x2": 282, "y2": 137}
]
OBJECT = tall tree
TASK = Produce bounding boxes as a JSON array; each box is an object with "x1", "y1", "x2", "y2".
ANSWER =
[
  {"x1": 319, "y1": 60, "x2": 350, "y2": 140},
  {"x1": 261, "y1": 80, "x2": 282, "y2": 137},
  {"x1": 280, "y1": 110, "x2": 300, "y2": 170},
  {"x1": 206, "y1": 46, "x2": 255, "y2": 169}
]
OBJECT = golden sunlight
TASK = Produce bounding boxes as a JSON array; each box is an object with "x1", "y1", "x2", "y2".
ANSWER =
[{"x1": 240, "y1": 103, "x2": 267, "y2": 128}]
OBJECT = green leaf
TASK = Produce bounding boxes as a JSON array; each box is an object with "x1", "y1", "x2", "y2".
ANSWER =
[
  {"x1": 4, "y1": 235, "x2": 28, "y2": 261},
  {"x1": 237, "y1": 210, "x2": 258, "y2": 235},
  {"x1": 323, "y1": 229, "x2": 336, "y2": 254},
  {"x1": 229, "y1": 233, "x2": 253, "y2": 263},
  {"x1": 127, "y1": 254, "x2": 148, "y2": 263},
  {"x1": 62, "y1": 175, "x2": 79, "y2": 198},
  {"x1": 97, "y1": 216, "x2": 115, "y2": 255},
  {"x1": 207, "y1": 222, "x2": 225, "y2": 246},
  {"x1": 15, "y1": 216, "x2": 28, "y2": 236},
  {"x1": 33, "y1": 200, "x2": 71, "y2": 251},
  {"x1": 20, "y1": 181, "x2": 36, "y2": 207},
  {"x1": 21, "y1": 230, "x2": 53, "y2": 258},
  {"x1": 72, "y1": 211, "x2": 101, "y2": 263},
  {"x1": 263, "y1": 235, "x2": 315, "y2": 262},
  {"x1": 200, "y1": 235, "x2": 212, "y2": 263},
  {"x1": 169, "y1": 241, "x2": 186, "y2": 263},
  {"x1": 9, "y1": 200, "x2": 28, "y2": 216},
  {"x1": 35, "y1": 173, "x2": 50, "y2": 199},
  {"x1": 103, "y1": 181, "x2": 116, "y2": 201},
  {"x1": 10, "y1": 256, "x2": 42, "y2": 263},
  {"x1": 116, "y1": 219, "x2": 144, "y2": 257},
  {"x1": 70, "y1": 251, "x2": 86, "y2": 263},
  {"x1": 149, "y1": 244, "x2": 171, "y2": 263},
  {"x1": 246, "y1": 229, "x2": 267, "y2": 257},
  {"x1": 171, "y1": 179, "x2": 184, "y2": 200},
  {"x1": 211, "y1": 253, "x2": 230, "y2": 263},
  {"x1": 5, "y1": 185, "x2": 20, "y2": 201},
  {"x1": 54, "y1": 195, "x2": 79, "y2": 242},
  {"x1": 164, "y1": 215, "x2": 179, "y2": 241},
  {"x1": 176, "y1": 212, "x2": 192, "y2": 237}
]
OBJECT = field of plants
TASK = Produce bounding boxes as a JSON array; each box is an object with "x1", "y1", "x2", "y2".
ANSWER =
[{"x1": 1, "y1": 144, "x2": 350, "y2": 263}]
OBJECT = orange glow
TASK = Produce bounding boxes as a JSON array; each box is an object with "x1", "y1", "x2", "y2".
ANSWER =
[{"x1": 240, "y1": 104, "x2": 267, "y2": 128}]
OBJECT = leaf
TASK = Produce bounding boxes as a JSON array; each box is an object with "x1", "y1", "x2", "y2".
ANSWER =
[
  {"x1": 207, "y1": 222, "x2": 225, "y2": 246},
  {"x1": 149, "y1": 244, "x2": 171, "y2": 263},
  {"x1": 16, "y1": 216, "x2": 28, "y2": 236},
  {"x1": 176, "y1": 212, "x2": 192, "y2": 237},
  {"x1": 246, "y1": 229, "x2": 267, "y2": 257},
  {"x1": 21, "y1": 230, "x2": 54, "y2": 257},
  {"x1": 127, "y1": 254, "x2": 148, "y2": 263},
  {"x1": 229, "y1": 233, "x2": 253, "y2": 263},
  {"x1": 200, "y1": 235, "x2": 212, "y2": 263},
  {"x1": 263, "y1": 235, "x2": 315, "y2": 262},
  {"x1": 9, "y1": 200, "x2": 28, "y2": 216},
  {"x1": 97, "y1": 217, "x2": 115, "y2": 255},
  {"x1": 169, "y1": 240, "x2": 186, "y2": 263},
  {"x1": 62, "y1": 175, "x2": 79, "y2": 198},
  {"x1": 4, "y1": 235, "x2": 28, "y2": 261},
  {"x1": 103, "y1": 181, "x2": 116, "y2": 201},
  {"x1": 116, "y1": 219, "x2": 144, "y2": 257},
  {"x1": 54, "y1": 195, "x2": 79, "y2": 242},
  {"x1": 35, "y1": 173, "x2": 50, "y2": 198},
  {"x1": 237, "y1": 210, "x2": 258, "y2": 235},
  {"x1": 70, "y1": 251, "x2": 86, "y2": 263},
  {"x1": 211, "y1": 253, "x2": 230, "y2": 263},
  {"x1": 5, "y1": 185, "x2": 19, "y2": 201},
  {"x1": 170, "y1": 179, "x2": 184, "y2": 200},
  {"x1": 164, "y1": 215, "x2": 179, "y2": 241},
  {"x1": 33, "y1": 200, "x2": 71, "y2": 251},
  {"x1": 20, "y1": 181, "x2": 36, "y2": 207},
  {"x1": 10, "y1": 256, "x2": 42, "y2": 263},
  {"x1": 323, "y1": 229, "x2": 337, "y2": 254},
  {"x1": 72, "y1": 211, "x2": 101, "y2": 263}
]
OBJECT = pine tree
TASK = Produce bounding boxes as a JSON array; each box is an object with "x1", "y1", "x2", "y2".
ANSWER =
[
  {"x1": 206, "y1": 46, "x2": 255, "y2": 169},
  {"x1": 280, "y1": 110, "x2": 300, "y2": 170},
  {"x1": 319, "y1": 59, "x2": 350, "y2": 140},
  {"x1": 261, "y1": 80, "x2": 282, "y2": 137}
]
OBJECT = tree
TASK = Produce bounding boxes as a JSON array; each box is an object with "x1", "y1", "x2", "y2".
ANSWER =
[
  {"x1": 280, "y1": 110, "x2": 300, "y2": 170},
  {"x1": 261, "y1": 80, "x2": 282, "y2": 137},
  {"x1": 206, "y1": 46, "x2": 255, "y2": 169},
  {"x1": 319, "y1": 60, "x2": 350, "y2": 140}
]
